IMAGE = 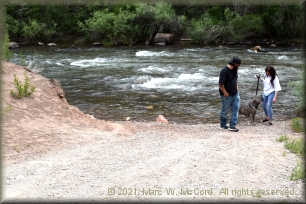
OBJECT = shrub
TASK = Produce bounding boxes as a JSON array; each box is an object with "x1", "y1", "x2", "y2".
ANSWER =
[
  {"x1": 275, "y1": 134, "x2": 289, "y2": 142},
  {"x1": 290, "y1": 117, "x2": 304, "y2": 133},
  {"x1": 78, "y1": 2, "x2": 186, "y2": 44},
  {"x1": 290, "y1": 159, "x2": 305, "y2": 181},
  {"x1": 186, "y1": 14, "x2": 227, "y2": 44},
  {"x1": 10, "y1": 72, "x2": 36, "y2": 99},
  {"x1": 21, "y1": 19, "x2": 56, "y2": 42},
  {"x1": 288, "y1": 65, "x2": 305, "y2": 112},
  {"x1": 224, "y1": 8, "x2": 263, "y2": 43},
  {"x1": 2, "y1": 23, "x2": 12, "y2": 62},
  {"x1": 20, "y1": 52, "x2": 27, "y2": 66},
  {"x1": 1, "y1": 105, "x2": 11, "y2": 117},
  {"x1": 285, "y1": 137, "x2": 305, "y2": 157}
]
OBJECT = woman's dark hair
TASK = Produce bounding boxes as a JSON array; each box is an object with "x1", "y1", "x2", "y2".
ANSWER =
[{"x1": 264, "y1": 66, "x2": 277, "y2": 87}]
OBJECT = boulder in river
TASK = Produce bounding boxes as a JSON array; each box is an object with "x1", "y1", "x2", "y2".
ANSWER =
[
  {"x1": 47, "y1": 43, "x2": 57, "y2": 47},
  {"x1": 154, "y1": 33, "x2": 174, "y2": 45},
  {"x1": 218, "y1": 45, "x2": 227, "y2": 49},
  {"x1": 155, "y1": 115, "x2": 169, "y2": 124},
  {"x1": 270, "y1": 44, "x2": 277, "y2": 48},
  {"x1": 251, "y1": 46, "x2": 261, "y2": 52},
  {"x1": 38, "y1": 42, "x2": 44, "y2": 46},
  {"x1": 9, "y1": 42, "x2": 19, "y2": 49},
  {"x1": 154, "y1": 42, "x2": 166, "y2": 46},
  {"x1": 93, "y1": 42, "x2": 103, "y2": 46}
]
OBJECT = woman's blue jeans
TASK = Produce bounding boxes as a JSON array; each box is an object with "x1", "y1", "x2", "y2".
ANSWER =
[
  {"x1": 220, "y1": 92, "x2": 240, "y2": 128},
  {"x1": 262, "y1": 91, "x2": 275, "y2": 120}
]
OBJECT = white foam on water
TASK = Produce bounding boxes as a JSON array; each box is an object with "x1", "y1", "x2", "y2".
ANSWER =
[
  {"x1": 184, "y1": 48, "x2": 198, "y2": 51},
  {"x1": 133, "y1": 78, "x2": 198, "y2": 91},
  {"x1": 138, "y1": 66, "x2": 169, "y2": 73},
  {"x1": 70, "y1": 57, "x2": 107, "y2": 67},
  {"x1": 178, "y1": 73, "x2": 203, "y2": 80},
  {"x1": 207, "y1": 77, "x2": 219, "y2": 82},
  {"x1": 135, "y1": 50, "x2": 173, "y2": 57},
  {"x1": 247, "y1": 49, "x2": 258, "y2": 53},
  {"x1": 277, "y1": 55, "x2": 289, "y2": 60},
  {"x1": 131, "y1": 73, "x2": 216, "y2": 91}
]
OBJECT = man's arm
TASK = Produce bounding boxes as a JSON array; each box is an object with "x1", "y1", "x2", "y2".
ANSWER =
[{"x1": 219, "y1": 83, "x2": 229, "y2": 97}]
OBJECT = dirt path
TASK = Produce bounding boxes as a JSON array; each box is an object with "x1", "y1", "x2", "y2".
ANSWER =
[{"x1": 2, "y1": 61, "x2": 304, "y2": 203}]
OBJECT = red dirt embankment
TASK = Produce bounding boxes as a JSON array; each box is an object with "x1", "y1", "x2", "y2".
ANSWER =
[{"x1": 2, "y1": 61, "x2": 131, "y2": 164}]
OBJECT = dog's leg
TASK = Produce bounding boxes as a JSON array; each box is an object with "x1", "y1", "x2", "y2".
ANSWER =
[{"x1": 251, "y1": 113, "x2": 255, "y2": 126}]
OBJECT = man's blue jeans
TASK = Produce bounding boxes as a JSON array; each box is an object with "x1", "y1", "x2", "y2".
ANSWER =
[{"x1": 220, "y1": 92, "x2": 240, "y2": 128}]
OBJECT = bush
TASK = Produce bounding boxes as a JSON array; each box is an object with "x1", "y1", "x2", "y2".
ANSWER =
[
  {"x1": 275, "y1": 134, "x2": 289, "y2": 142},
  {"x1": 224, "y1": 8, "x2": 263, "y2": 43},
  {"x1": 285, "y1": 137, "x2": 305, "y2": 157},
  {"x1": 288, "y1": 65, "x2": 305, "y2": 112},
  {"x1": 290, "y1": 159, "x2": 306, "y2": 181},
  {"x1": 78, "y1": 2, "x2": 186, "y2": 44},
  {"x1": 290, "y1": 118, "x2": 304, "y2": 133},
  {"x1": 1, "y1": 105, "x2": 11, "y2": 117},
  {"x1": 2, "y1": 23, "x2": 12, "y2": 62},
  {"x1": 10, "y1": 72, "x2": 36, "y2": 99},
  {"x1": 21, "y1": 19, "x2": 56, "y2": 42}
]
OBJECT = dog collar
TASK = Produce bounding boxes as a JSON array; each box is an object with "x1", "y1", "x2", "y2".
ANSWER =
[{"x1": 249, "y1": 102, "x2": 258, "y2": 109}]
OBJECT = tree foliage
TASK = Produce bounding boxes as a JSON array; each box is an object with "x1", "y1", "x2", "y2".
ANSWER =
[{"x1": 3, "y1": 2, "x2": 305, "y2": 44}]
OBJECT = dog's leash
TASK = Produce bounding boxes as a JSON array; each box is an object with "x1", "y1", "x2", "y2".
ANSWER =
[{"x1": 256, "y1": 74, "x2": 260, "y2": 96}]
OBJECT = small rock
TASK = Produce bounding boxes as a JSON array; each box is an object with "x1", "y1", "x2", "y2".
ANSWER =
[
  {"x1": 9, "y1": 42, "x2": 19, "y2": 49},
  {"x1": 16, "y1": 174, "x2": 26, "y2": 180},
  {"x1": 155, "y1": 115, "x2": 169, "y2": 124},
  {"x1": 125, "y1": 117, "x2": 131, "y2": 121},
  {"x1": 38, "y1": 42, "x2": 44, "y2": 46},
  {"x1": 93, "y1": 42, "x2": 103, "y2": 46},
  {"x1": 154, "y1": 42, "x2": 166, "y2": 46},
  {"x1": 270, "y1": 44, "x2": 277, "y2": 48}
]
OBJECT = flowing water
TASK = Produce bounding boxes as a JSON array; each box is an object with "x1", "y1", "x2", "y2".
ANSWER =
[{"x1": 9, "y1": 44, "x2": 304, "y2": 124}]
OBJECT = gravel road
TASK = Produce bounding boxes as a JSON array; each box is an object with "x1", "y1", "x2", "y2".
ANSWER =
[{"x1": 3, "y1": 121, "x2": 305, "y2": 203}]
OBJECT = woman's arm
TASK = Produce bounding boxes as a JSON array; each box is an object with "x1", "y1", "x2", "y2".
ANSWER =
[{"x1": 273, "y1": 91, "x2": 277, "y2": 103}]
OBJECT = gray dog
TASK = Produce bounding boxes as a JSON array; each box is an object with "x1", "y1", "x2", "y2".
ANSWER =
[{"x1": 238, "y1": 96, "x2": 263, "y2": 125}]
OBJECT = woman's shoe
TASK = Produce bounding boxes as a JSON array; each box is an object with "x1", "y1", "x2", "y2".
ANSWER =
[{"x1": 262, "y1": 118, "x2": 269, "y2": 123}]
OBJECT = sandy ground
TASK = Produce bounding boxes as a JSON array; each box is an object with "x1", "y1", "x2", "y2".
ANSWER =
[{"x1": 1, "y1": 61, "x2": 305, "y2": 203}]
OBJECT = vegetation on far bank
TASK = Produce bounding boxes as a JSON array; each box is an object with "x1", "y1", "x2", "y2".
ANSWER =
[{"x1": 4, "y1": 2, "x2": 305, "y2": 45}]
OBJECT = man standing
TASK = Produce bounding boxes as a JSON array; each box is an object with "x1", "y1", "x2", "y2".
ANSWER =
[{"x1": 218, "y1": 57, "x2": 241, "y2": 132}]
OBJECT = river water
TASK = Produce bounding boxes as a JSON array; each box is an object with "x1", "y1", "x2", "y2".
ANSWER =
[{"x1": 9, "y1": 44, "x2": 304, "y2": 124}]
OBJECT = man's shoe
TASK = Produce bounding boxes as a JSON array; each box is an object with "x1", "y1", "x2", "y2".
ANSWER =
[
  {"x1": 229, "y1": 127, "x2": 239, "y2": 132},
  {"x1": 220, "y1": 126, "x2": 228, "y2": 130}
]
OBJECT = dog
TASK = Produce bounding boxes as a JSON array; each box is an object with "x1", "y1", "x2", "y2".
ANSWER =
[{"x1": 238, "y1": 96, "x2": 263, "y2": 125}]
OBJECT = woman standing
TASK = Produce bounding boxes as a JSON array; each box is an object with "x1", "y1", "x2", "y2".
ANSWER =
[{"x1": 256, "y1": 66, "x2": 282, "y2": 125}]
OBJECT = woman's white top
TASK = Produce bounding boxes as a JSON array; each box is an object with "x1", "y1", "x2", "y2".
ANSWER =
[{"x1": 262, "y1": 75, "x2": 281, "y2": 96}]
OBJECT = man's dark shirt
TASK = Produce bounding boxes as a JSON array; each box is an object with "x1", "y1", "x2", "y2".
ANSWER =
[{"x1": 218, "y1": 66, "x2": 238, "y2": 96}]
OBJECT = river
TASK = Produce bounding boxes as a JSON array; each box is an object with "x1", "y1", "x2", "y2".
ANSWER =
[{"x1": 9, "y1": 43, "x2": 304, "y2": 124}]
